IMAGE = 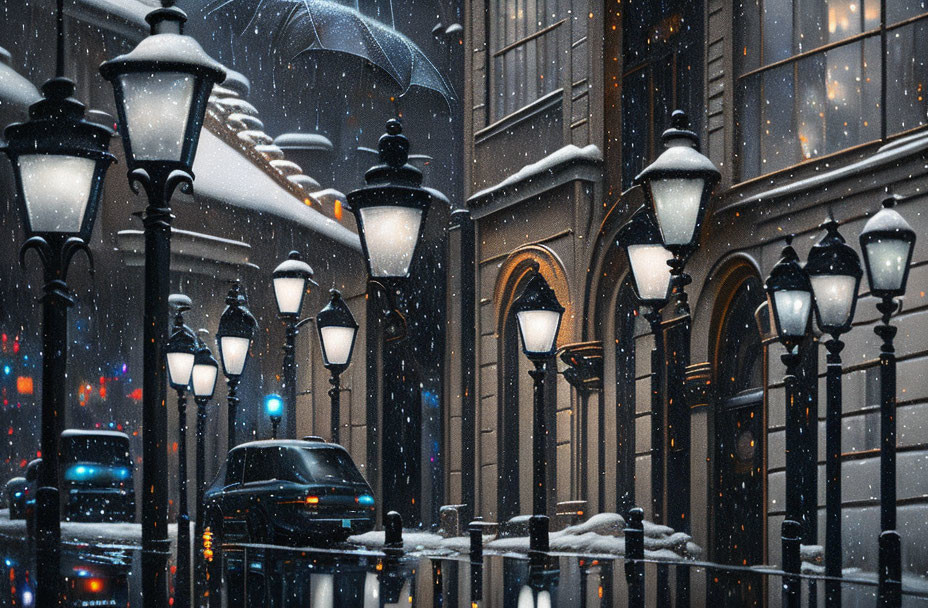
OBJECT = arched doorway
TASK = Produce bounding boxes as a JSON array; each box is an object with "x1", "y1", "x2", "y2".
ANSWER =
[
  {"x1": 494, "y1": 248, "x2": 570, "y2": 521},
  {"x1": 709, "y1": 265, "x2": 766, "y2": 606}
]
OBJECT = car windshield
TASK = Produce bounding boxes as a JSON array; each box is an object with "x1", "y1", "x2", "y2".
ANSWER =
[{"x1": 278, "y1": 448, "x2": 366, "y2": 485}]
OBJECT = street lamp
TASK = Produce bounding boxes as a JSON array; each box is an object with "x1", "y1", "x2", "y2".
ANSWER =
[
  {"x1": 272, "y1": 251, "x2": 317, "y2": 439},
  {"x1": 859, "y1": 195, "x2": 916, "y2": 608},
  {"x1": 99, "y1": 3, "x2": 224, "y2": 605},
  {"x1": 2, "y1": 0, "x2": 114, "y2": 602},
  {"x1": 805, "y1": 218, "x2": 862, "y2": 606},
  {"x1": 316, "y1": 289, "x2": 359, "y2": 444},
  {"x1": 347, "y1": 118, "x2": 431, "y2": 279},
  {"x1": 190, "y1": 332, "x2": 217, "y2": 605},
  {"x1": 265, "y1": 394, "x2": 283, "y2": 439},
  {"x1": 217, "y1": 282, "x2": 257, "y2": 452},
  {"x1": 618, "y1": 206, "x2": 672, "y2": 525},
  {"x1": 765, "y1": 236, "x2": 813, "y2": 608},
  {"x1": 633, "y1": 109, "x2": 719, "y2": 547},
  {"x1": 512, "y1": 269, "x2": 564, "y2": 554},
  {"x1": 165, "y1": 294, "x2": 196, "y2": 608}
]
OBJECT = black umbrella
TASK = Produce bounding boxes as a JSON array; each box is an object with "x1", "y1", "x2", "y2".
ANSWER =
[{"x1": 198, "y1": 0, "x2": 455, "y2": 103}]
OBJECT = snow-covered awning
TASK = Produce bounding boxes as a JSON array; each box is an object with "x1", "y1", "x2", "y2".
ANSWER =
[
  {"x1": 191, "y1": 129, "x2": 361, "y2": 251},
  {"x1": 0, "y1": 50, "x2": 40, "y2": 127}
]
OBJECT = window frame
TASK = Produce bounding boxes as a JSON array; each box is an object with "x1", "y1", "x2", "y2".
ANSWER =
[{"x1": 734, "y1": 1, "x2": 928, "y2": 182}]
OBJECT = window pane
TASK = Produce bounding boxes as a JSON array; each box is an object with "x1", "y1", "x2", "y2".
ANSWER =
[
  {"x1": 887, "y1": 0, "x2": 928, "y2": 23},
  {"x1": 763, "y1": 0, "x2": 795, "y2": 64},
  {"x1": 736, "y1": 0, "x2": 762, "y2": 74},
  {"x1": 762, "y1": 64, "x2": 798, "y2": 173},
  {"x1": 886, "y1": 19, "x2": 928, "y2": 133},
  {"x1": 797, "y1": 53, "x2": 827, "y2": 159},
  {"x1": 824, "y1": 38, "x2": 882, "y2": 152},
  {"x1": 738, "y1": 75, "x2": 763, "y2": 179},
  {"x1": 621, "y1": 69, "x2": 649, "y2": 190}
]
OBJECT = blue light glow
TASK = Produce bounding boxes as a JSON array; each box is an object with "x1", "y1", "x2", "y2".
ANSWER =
[
  {"x1": 265, "y1": 394, "x2": 284, "y2": 417},
  {"x1": 3, "y1": 366, "x2": 9, "y2": 375},
  {"x1": 358, "y1": 494, "x2": 375, "y2": 506},
  {"x1": 13, "y1": 492, "x2": 22, "y2": 498}
]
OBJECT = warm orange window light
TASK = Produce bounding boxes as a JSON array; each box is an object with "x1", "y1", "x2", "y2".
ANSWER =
[
  {"x1": 306, "y1": 495, "x2": 320, "y2": 504},
  {"x1": 86, "y1": 579, "x2": 103, "y2": 593},
  {"x1": 16, "y1": 376, "x2": 33, "y2": 395}
]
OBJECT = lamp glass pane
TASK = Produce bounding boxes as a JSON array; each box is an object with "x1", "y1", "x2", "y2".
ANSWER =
[
  {"x1": 119, "y1": 72, "x2": 194, "y2": 162},
  {"x1": 18, "y1": 154, "x2": 96, "y2": 233},
  {"x1": 219, "y1": 336, "x2": 250, "y2": 376},
  {"x1": 166, "y1": 351, "x2": 195, "y2": 387},
  {"x1": 358, "y1": 206, "x2": 424, "y2": 277},
  {"x1": 628, "y1": 244, "x2": 673, "y2": 301},
  {"x1": 865, "y1": 238, "x2": 912, "y2": 292},
  {"x1": 273, "y1": 277, "x2": 306, "y2": 315},
  {"x1": 773, "y1": 289, "x2": 812, "y2": 338},
  {"x1": 810, "y1": 274, "x2": 857, "y2": 329},
  {"x1": 516, "y1": 309, "x2": 561, "y2": 355},
  {"x1": 649, "y1": 177, "x2": 705, "y2": 246},
  {"x1": 192, "y1": 363, "x2": 218, "y2": 398},
  {"x1": 320, "y1": 326, "x2": 356, "y2": 366}
]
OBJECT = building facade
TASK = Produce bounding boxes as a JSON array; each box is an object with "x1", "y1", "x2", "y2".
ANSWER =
[{"x1": 453, "y1": 0, "x2": 928, "y2": 603}]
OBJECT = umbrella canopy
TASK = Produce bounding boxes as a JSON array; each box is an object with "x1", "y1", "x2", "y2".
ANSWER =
[{"x1": 198, "y1": 0, "x2": 455, "y2": 103}]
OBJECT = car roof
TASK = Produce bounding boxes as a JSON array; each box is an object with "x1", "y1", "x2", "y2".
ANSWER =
[
  {"x1": 230, "y1": 439, "x2": 345, "y2": 451},
  {"x1": 61, "y1": 429, "x2": 130, "y2": 441}
]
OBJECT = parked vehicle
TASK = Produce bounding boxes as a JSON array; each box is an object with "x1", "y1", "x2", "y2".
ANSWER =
[
  {"x1": 203, "y1": 439, "x2": 376, "y2": 547},
  {"x1": 4, "y1": 477, "x2": 27, "y2": 519},
  {"x1": 60, "y1": 430, "x2": 135, "y2": 522}
]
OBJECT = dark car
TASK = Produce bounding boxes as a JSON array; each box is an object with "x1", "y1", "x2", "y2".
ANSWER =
[
  {"x1": 60, "y1": 430, "x2": 135, "y2": 522},
  {"x1": 4, "y1": 476, "x2": 28, "y2": 519},
  {"x1": 203, "y1": 440, "x2": 375, "y2": 546}
]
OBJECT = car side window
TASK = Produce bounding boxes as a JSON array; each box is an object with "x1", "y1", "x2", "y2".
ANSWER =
[
  {"x1": 226, "y1": 451, "x2": 245, "y2": 486},
  {"x1": 244, "y1": 448, "x2": 278, "y2": 483}
]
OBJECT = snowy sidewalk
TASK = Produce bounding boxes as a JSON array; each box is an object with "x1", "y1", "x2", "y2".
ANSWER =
[{"x1": 0, "y1": 508, "x2": 177, "y2": 549}]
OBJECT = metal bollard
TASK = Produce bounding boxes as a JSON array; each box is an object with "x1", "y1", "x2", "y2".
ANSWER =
[
  {"x1": 878, "y1": 530, "x2": 902, "y2": 608},
  {"x1": 624, "y1": 507, "x2": 644, "y2": 608},
  {"x1": 781, "y1": 519, "x2": 801, "y2": 608},
  {"x1": 385, "y1": 510, "x2": 403, "y2": 556},
  {"x1": 469, "y1": 521, "x2": 484, "y2": 564}
]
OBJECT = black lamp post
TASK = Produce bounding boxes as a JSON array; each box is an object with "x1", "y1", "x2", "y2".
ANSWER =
[
  {"x1": 765, "y1": 237, "x2": 814, "y2": 608},
  {"x1": 859, "y1": 196, "x2": 916, "y2": 608},
  {"x1": 99, "y1": 4, "x2": 224, "y2": 606},
  {"x1": 347, "y1": 119, "x2": 432, "y2": 280},
  {"x1": 634, "y1": 109, "x2": 719, "y2": 543},
  {"x1": 265, "y1": 394, "x2": 283, "y2": 439},
  {"x1": 272, "y1": 251, "x2": 317, "y2": 439},
  {"x1": 316, "y1": 289, "x2": 359, "y2": 444},
  {"x1": 216, "y1": 282, "x2": 257, "y2": 453},
  {"x1": 2, "y1": 1, "x2": 114, "y2": 603},
  {"x1": 619, "y1": 206, "x2": 672, "y2": 523},
  {"x1": 512, "y1": 270, "x2": 564, "y2": 554},
  {"x1": 806, "y1": 218, "x2": 862, "y2": 607},
  {"x1": 165, "y1": 295, "x2": 196, "y2": 608},
  {"x1": 190, "y1": 332, "x2": 217, "y2": 605}
]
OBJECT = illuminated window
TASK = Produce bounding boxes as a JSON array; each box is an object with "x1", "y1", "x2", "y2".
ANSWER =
[
  {"x1": 489, "y1": 0, "x2": 564, "y2": 121},
  {"x1": 621, "y1": 1, "x2": 704, "y2": 190},
  {"x1": 735, "y1": 0, "x2": 928, "y2": 180}
]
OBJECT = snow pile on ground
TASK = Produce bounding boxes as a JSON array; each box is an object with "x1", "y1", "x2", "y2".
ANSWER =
[
  {"x1": 349, "y1": 512, "x2": 701, "y2": 561},
  {"x1": 0, "y1": 509, "x2": 177, "y2": 549}
]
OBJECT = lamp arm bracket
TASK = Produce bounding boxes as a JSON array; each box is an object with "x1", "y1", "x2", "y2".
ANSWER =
[
  {"x1": 19, "y1": 236, "x2": 52, "y2": 273},
  {"x1": 61, "y1": 236, "x2": 94, "y2": 279},
  {"x1": 164, "y1": 169, "x2": 194, "y2": 202},
  {"x1": 296, "y1": 317, "x2": 315, "y2": 329}
]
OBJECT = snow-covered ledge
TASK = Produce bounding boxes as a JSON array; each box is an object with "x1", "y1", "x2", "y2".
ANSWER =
[
  {"x1": 467, "y1": 144, "x2": 603, "y2": 220},
  {"x1": 720, "y1": 129, "x2": 928, "y2": 216}
]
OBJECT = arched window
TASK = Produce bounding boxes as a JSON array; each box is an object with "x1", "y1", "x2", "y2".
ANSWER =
[
  {"x1": 710, "y1": 272, "x2": 765, "y2": 604},
  {"x1": 614, "y1": 280, "x2": 639, "y2": 514}
]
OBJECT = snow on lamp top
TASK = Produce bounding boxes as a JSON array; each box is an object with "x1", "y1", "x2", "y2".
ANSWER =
[{"x1": 634, "y1": 110, "x2": 720, "y2": 252}]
